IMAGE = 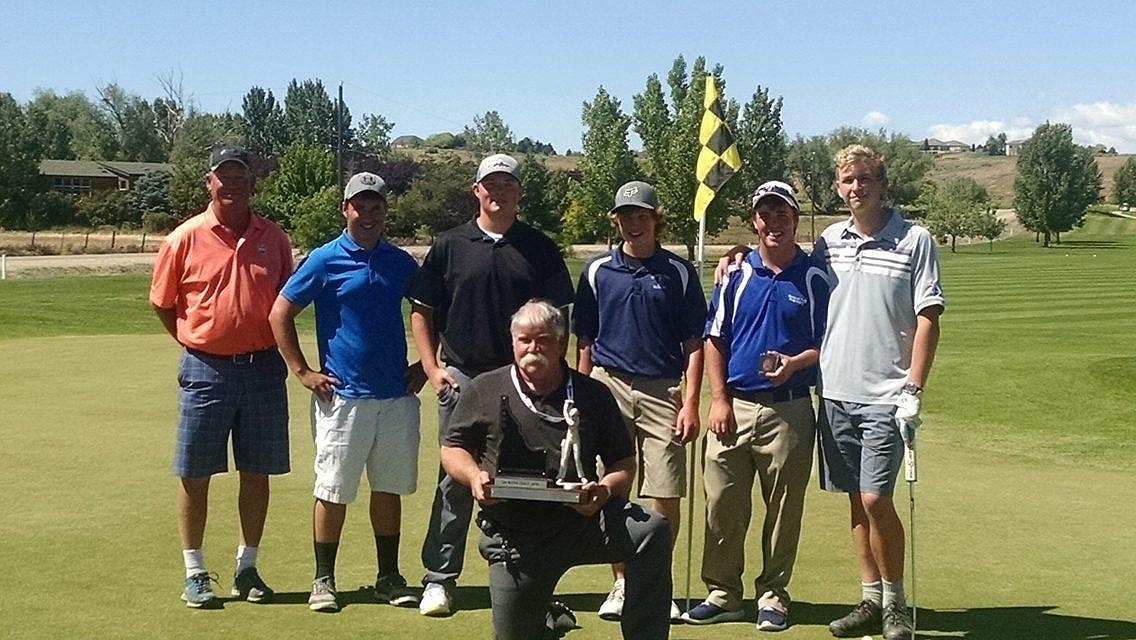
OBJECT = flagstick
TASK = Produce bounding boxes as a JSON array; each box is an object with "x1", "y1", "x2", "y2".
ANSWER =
[{"x1": 684, "y1": 210, "x2": 707, "y2": 616}]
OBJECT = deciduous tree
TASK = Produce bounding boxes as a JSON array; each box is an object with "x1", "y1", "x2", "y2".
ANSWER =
[
  {"x1": 0, "y1": 92, "x2": 45, "y2": 229},
  {"x1": 573, "y1": 87, "x2": 639, "y2": 244},
  {"x1": 239, "y1": 86, "x2": 284, "y2": 157},
  {"x1": 1112, "y1": 155, "x2": 1136, "y2": 206},
  {"x1": 357, "y1": 113, "x2": 395, "y2": 157},
  {"x1": 1013, "y1": 122, "x2": 1102, "y2": 247},
  {"x1": 919, "y1": 176, "x2": 990, "y2": 252},
  {"x1": 463, "y1": 111, "x2": 515, "y2": 153}
]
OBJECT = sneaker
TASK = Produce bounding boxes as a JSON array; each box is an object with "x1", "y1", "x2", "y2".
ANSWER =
[
  {"x1": 181, "y1": 572, "x2": 218, "y2": 609},
  {"x1": 681, "y1": 600, "x2": 747, "y2": 625},
  {"x1": 829, "y1": 600, "x2": 883, "y2": 637},
  {"x1": 375, "y1": 572, "x2": 419, "y2": 607},
  {"x1": 670, "y1": 601, "x2": 683, "y2": 623},
  {"x1": 546, "y1": 600, "x2": 577, "y2": 634},
  {"x1": 597, "y1": 578, "x2": 624, "y2": 621},
  {"x1": 757, "y1": 604, "x2": 789, "y2": 631},
  {"x1": 882, "y1": 602, "x2": 914, "y2": 640},
  {"x1": 419, "y1": 582, "x2": 452, "y2": 617},
  {"x1": 231, "y1": 566, "x2": 273, "y2": 603},
  {"x1": 308, "y1": 575, "x2": 339, "y2": 612}
]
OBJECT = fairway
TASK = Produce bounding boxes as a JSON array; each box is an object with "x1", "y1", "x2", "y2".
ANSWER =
[{"x1": 1, "y1": 214, "x2": 1133, "y2": 639}]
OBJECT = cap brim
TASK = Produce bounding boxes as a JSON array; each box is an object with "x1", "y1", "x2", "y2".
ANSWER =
[{"x1": 752, "y1": 193, "x2": 799, "y2": 211}]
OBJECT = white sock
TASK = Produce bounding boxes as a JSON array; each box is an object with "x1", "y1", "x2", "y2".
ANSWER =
[
  {"x1": 861, "y1": 580, "x2": 883, "y2": 606},
  {"x1": 882, "y1": 579, "x2": 906, "y2": 608},
  {"x1": 183, "y1": 549, "x2": 205, "y2": 578},
  {"x1": 236, "y1": 545, "x2": 258, "y2": 573}
]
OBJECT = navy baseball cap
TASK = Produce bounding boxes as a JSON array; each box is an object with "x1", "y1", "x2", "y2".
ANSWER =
[{"x1": 751, "y1": 180, "x2": 799, "y2": 212}]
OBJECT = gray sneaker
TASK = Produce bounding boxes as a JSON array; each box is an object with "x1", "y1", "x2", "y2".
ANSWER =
[
  {"x1": 181, "y1": 572, "x2": 218, "y2": 609},
  {"x1": 882, "y1": 602, "x2": 913, "y2": 640},
  {"x1": 829, "y1": 600, "x2": 882, "y2": 637},
  {"x1": 375, "y1": 572, "x2": 418, "y2": 607},
  {"x1": 231, "y1": 566, "x2": 273, "y2": 603},
  {"x1": 309, "y1": 575, "x2": 339, "y2": 612}
]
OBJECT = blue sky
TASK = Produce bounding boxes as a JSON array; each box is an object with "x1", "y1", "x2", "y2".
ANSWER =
[{"x1": 5, "y1": 1, "x2": 1136, "y2": 152}]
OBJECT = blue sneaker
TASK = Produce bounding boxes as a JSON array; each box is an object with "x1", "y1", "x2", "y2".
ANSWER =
[
  {"x1": 182, "y1": 572, "x2": 218, "y2": 608},
  {"x1": 680, "y1": 600, "x2": 747, "y2": 625},
  {"x1": 757, "y1": 604, "x2": 789, "y2": 631}
]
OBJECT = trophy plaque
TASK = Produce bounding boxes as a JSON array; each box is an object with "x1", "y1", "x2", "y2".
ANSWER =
[{"x1": 487, "y1": 396, "x2": 586, "y2": 504}]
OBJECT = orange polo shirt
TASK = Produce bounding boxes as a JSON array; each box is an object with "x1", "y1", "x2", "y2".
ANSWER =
[{"x1": 150, "y1": 204, "x2": 293, "y2": 355}]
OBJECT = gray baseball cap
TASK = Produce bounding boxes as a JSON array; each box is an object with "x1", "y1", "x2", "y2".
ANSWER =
[
  {"x1": 209, "y1": 145, "x2": 250, "y2": 171},
  {"x1": 611, "y1": 181, "x2": 657, "y2": 213},
  {"x1": 751, "y1": 180, "x2": 800, "y2": 212},
  {"x1": 343, "y1": 172, "x2": 389, "y2": 201},
  {"x1": 475, "y1": 153, "x2": 521, "y2": 182}
]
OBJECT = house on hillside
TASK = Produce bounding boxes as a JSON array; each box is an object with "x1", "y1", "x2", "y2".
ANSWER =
[
  {"x1": 1004, "y1": 140, "x2": 1025, "y2": 156},
  {"x1": 39, "y1": 160, "x2": 172, "y2": 194},
  {"x1": 922, "y1": 138, "x2": 971, "y2": 153}
]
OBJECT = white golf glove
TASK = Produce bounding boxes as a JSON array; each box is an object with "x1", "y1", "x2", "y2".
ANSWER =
[{"x1": 895, "y1": 387, "x2": 922, "y2": 446}]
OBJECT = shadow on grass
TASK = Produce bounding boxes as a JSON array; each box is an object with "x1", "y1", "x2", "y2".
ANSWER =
[
  {"x1": 753, "y1": 601, "x2": 1136, "y2": 640},
  {"x1": 1048, "y1": 239, "x2": 1128, "y2": 249},
  {"x1": 260, "y1": 585, "x2": 423, "y2": 612}
]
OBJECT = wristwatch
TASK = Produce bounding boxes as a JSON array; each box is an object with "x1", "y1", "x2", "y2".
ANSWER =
[{"x1": 901, "y1": 382, "x2": 923, "y2": 396}]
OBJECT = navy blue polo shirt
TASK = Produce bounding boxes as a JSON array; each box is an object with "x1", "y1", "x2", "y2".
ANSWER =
[
  {"x1": 572, "y1": 246, "x2": 706, "y2": 379},
  {"x1": 280, "y1": 232, "x2": 418, "y2": 399},
  {"x1": 705, "y1": 248, "x2": 830, "y2": 394},
  {"x1": 408, "y1": 219, "x2": 574, "y2": 375}
]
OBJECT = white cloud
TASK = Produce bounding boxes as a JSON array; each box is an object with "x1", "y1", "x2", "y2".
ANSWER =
[
  {"x1": 1052, "y1": 101, "x2": 1136, "y2": 152},
  {"x1": 927, "y1": 120, "x2": 1033, "y2": 144},
  {"x1": 862, "y1": 111, "x2": 889, "y2": 127},
  {"x1": 927, "y1": 101, "x2": 1136, "y2": 152}
]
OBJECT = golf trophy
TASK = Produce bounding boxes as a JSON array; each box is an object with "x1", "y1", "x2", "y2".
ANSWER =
[{"x1": 487, "y1": 396, "x2": 587, "y2": 504}]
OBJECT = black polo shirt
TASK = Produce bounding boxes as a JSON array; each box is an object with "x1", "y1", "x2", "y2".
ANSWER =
[
  {"x1": 443, "y1": 363, "x2": 634, "y2": 534},
  {"x1": 408, "y1": 220, "x2": 574, "y2": 375}
]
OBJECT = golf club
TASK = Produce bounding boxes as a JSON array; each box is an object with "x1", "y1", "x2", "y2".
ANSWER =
[{"x1": 903, "y1": 422, "x2": 917, "y2": 636}]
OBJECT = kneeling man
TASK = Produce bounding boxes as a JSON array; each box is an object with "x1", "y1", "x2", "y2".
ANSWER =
[{"x1": 441, "y1": 300, "x2": 673, "y2": 640}]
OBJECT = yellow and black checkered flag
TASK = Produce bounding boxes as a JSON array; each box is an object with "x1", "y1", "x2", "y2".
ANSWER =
[{"x1": 694, "y1": 75, "x2": 742, "y2": 221}]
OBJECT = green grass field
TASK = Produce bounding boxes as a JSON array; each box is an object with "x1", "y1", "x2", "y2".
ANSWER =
[{"x1": 1, "y1": 213, "x2": 1133, "y2": 639}]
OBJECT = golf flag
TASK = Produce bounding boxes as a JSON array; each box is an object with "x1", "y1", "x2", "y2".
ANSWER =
[{"x1": 693, "y1": 75, "x2": 742, "y2": 221}]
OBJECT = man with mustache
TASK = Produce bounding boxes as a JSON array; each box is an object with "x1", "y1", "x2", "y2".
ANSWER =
[
  {"x1": 150, "y1": 145, "x2": 293, "y2": 608},
  {"x1": 441, "y1": 300, "x2": 673, "y2": 640},
  {"x1": 409, "y1": 153, "x2": 574, "y2": 616}
]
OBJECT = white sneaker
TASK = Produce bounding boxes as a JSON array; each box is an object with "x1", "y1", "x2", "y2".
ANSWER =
[
  {"x1": 419, "y1": 582, "x2": 451, "y2": 617},
  {"x1": 598, "y1": 578, "x2": 625, "y2": 621},
  {"x1": 670, "y1": 601, "x2": 683, "y2": 622}
]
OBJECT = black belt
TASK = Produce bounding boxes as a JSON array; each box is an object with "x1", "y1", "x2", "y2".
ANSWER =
[
  {"x1": 730, "y1": 385, "x2": 811, "y2": 405},
  {"x1": 187, "y1": 346, "x2": 277, "y2": 365}
]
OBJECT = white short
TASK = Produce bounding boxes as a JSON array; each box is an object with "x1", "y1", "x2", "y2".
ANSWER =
[{"x1": 311, "y1": 394, "x2": 420, "y2": 504}]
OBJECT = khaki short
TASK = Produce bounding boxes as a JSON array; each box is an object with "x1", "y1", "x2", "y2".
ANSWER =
[{"x1": 591, "y1": 366, "x2": 686, "y2": 498}]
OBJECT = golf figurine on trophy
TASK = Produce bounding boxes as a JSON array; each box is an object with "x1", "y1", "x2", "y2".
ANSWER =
[{"x1": 487, "y1": 395, "x2": 586, "y2": 504}]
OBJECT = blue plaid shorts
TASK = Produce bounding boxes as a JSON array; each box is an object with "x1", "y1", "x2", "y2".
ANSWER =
[{"x1": 173, "y1": 347, "x2": 290, "y2": 478}]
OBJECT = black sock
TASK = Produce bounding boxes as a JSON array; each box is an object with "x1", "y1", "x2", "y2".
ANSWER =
[
  {"x1": 376, "y1": 534, "x2": 400, "y2": 577},
  {"x1": 314, "y1": 541, "x2": 339, "y2": 580}
]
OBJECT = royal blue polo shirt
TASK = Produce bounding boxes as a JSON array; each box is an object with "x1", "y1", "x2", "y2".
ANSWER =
[
  {"x1": 572, "y1": 246, "x2": 707, "y2": 379},
  {"x1": 705, "y1": 248, "x2": 830, "y2": 394},
  {"x1": 408, "y1": 220, "x2": 574, "y2": 375},
  {"x1": 280, "y1": 231, "x2": 418, "y2": 399}
]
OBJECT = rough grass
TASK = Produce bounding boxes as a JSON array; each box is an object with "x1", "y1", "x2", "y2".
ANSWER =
[{"x1": 0, "y1": 215, "x2": 1133, "y2": 638}]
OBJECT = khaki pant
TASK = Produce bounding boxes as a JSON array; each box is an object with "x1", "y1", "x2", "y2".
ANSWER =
[{"x1": 700, "y1": 395, "x2": 815, "y2": 610}]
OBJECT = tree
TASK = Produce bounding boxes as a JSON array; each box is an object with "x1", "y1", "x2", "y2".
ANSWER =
[
  {"x1": 25, "y1": 89, "x2": 117, "y2": 160},
  {"x1": 787, "y1": 134, "x2": 842, "y2": 239},
  {"x1": 633, "y1": 55, "x2": 734, "y2": 258},
  {"x1": 1112, "y1": 155, "x2": 1136, "y2": 206},
  {"x1": 463, "y1": 111, "x2": 515, "y2": 153},
  {"x1": 239, "y1": 86, "x2": 284, "y2": 157},
  {"x1": 387, "y1": 155, "x2": 478, "y2": 239},
  {"x1": 919, "y1": 176, "x2": 990, "y2": 252},
  {"x1": 167, "y1": 113, "x2": 240, "y2": 219},
  {"x1": 983, "y1": 133, "x2": 1008, "y2": 156},
  {"x1": 357, "y1": 113, "x2": 395, "y2": 157},
  {"x1": 1013, "y1": 122, "x2": 1102, "y2": 247},
  {"x1": 95, "y1": 83, "x2": 167, "y2": 162},
  {"x1": 133, "y1": 170, "x2": 172, "y2": 218},
  {"x1": 285, "y1": 185, "x2": 341, "y2": 251},
  {"x1": 572, "y1": 87, "x2": 639, "y2": 244},
  {"x1": 518, "y1": 154, "x2": 562, "y2": 236},
  {"x1": 346, "y1": 156, "x2": 422, "y2": 198},
  {"x1": 282, "y1": 79, "x2": 353, "y2": 149},
  {"x1": 0, "y1": 92, "x2": 45, "y2": 230},
  {"x1": 733, "y1": 86, "x2": 789, "y2": 216},
  {"x1": 252, "y1": 144, "x2": 336, "y2": 229},
  {"x1": 423, "y1": 131, "x2": 463, "y2": 149},
  {"x1": 972, "y1": 209, "x2": 1006, "y2": 252},
  {"x1": 516, "y1": 137, "x2": 556, "y2": 155}
]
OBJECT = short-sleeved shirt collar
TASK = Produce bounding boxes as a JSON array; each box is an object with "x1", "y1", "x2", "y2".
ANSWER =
[{"x1": 838, "y1": 209, "x2": 904, "y2": 242}]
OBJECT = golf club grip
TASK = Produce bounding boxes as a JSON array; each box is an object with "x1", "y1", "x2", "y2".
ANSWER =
[{"x1": 904, "y1": 442, "x2": 917, "y2": 482}]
